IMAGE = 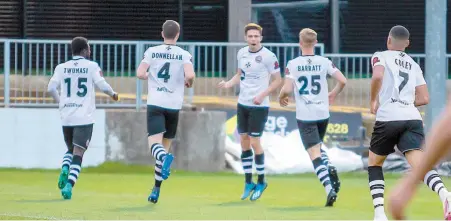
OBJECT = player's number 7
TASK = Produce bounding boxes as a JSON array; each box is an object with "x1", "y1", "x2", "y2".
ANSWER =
[{"x1": 398, "y1": 71, "x2": 409, "y2": 92}]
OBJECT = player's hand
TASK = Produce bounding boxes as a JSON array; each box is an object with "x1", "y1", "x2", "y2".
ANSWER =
[
  {"x1": 253, "y1": 94, "x2": 265, "y2": 105},
  {"x1": 279, "y1": 96, "x2": 289, "y2": 107},
  {"x1": 388, "y1": 176, "x2": 419, "y2": 220},
  {"x1": 370, "y1": 100, "x2": 379, "y2": 114},
  {"x1": 185, "y1": 79, "x2": 193, "y2": 88},
  {"x1": 217, "y1": 80, "x2": 230, "y2": 89},
  {"x1": 112, "y1": 93, "x2": 119, "y2": 101},
  {"x1": 328, "y1": 92, "x2": 337, "y2": 105}
]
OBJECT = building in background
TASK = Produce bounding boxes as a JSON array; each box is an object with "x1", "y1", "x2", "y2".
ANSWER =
[
  {"x1": 252, "y1": 0, "x2": 451, "y2": 54},
  {"x1": 0, "y1": 0, "x2": 228, "y2": 41}
]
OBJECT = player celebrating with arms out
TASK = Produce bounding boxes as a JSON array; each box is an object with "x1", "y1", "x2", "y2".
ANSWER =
[
  {"x1": 217, "y1": 23, "x2": 283, "y2": 201},
  {"x1": 136, "y1": 20, "x2": 195, "y2": 204},
  {"x1": 368, "y1": 25, "x2": 451, "y2": 221},
  {"x1": 278, "y1": 28, "x2": 347, "y2": 207},
  {"x1": 47, "y1": 37, "x2": 119, "y2": 199}
]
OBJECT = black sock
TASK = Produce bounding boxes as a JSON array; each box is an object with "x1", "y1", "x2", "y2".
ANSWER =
[
  {"x1": 312, "y1": 157, "x2": 333, "y2": 194},
  {"x1": 241, "y1": 150, "x2": 253, "y2": 184},
  {"x1": 154, "y1": 160, "x2": 163, "y2": 188},
  {"x1": 368, "y1": 166, "x2": 385, "y2": 211},
  {"x1": 61, "y1": 150, "x2": 73, "y2": 169},
  {"x1": 68, "y1": 155, "x2": 83, "y2": 187},
  {"x1": 255, "y1": 153, "x2": 265, "y2": 184}
]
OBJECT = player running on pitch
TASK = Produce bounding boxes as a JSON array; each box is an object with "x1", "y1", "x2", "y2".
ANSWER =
[
  {"x1": 217, "y1": 23, "x2": 282, "y2": 201},
  {"x1": 47, "y1": 36, "x2": 119, "y2": 199},
  {"x1": 388, "y1": 100, "x2": 451, "y2": 220},
  {"x1": 368, "y1": 25, "x2": 451, "y2": 221},
  {"x1": 136, "y1": 20, "x2": 195, "y2": 204},
  {"x1": 278, "y1": 28, "x2": 347, "y2": 207}
]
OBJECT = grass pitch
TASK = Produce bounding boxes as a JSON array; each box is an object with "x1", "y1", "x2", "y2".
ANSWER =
[{"x1": 0, "y1": 163, "x2": 447, "y2": 220}]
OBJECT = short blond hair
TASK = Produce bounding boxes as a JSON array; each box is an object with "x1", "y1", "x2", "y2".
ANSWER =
[
  {"x1": 244, "y1": 23, "x2": 263, "y2": 35},
  {"x1": 299, "y1": 28, "x2": 317, "y2": 46}
]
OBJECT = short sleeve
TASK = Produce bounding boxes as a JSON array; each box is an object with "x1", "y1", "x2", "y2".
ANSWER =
[
  {"x1": 49, "y1": 65, "x2": 62, "y2": 82},
  {"x1": 285, "y1": 61, "x2": 295, "y2": 80},
  {"x1": 371, "y1": 52, "x2": 386, "y2": 68},
  {"x1": 183, "y1": 51, "x2": 193, "y2": 65},
  {"x1": 265, "y1": 53, "x2": 280, "y2": 75},
  {"x1": 141, "y1": 49, "x2": 152, "y2": 65},
  {"x1": 92, "y1": 63, "x2": 105, "y2": 84},
  {"x1": 326, "y1": 59, "x2": 339, "y2": 76},
  {"x1": 415, "y1": 65, "x2": 426, "y2": 86}
]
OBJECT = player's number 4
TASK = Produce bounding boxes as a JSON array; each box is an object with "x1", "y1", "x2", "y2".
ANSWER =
[
  {"x1": 158, "y1": 62, "x2": 171, "y2": 83},
  {"x1": 64, "y1": 77, "x2": 87, "y2": 97}
]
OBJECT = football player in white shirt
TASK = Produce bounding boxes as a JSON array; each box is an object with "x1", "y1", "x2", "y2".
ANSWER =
[
  {"x1": 136, "y1": 20, "x2": 195, "y2": 204},
  {"x1": 47, "y1": 37, "x2": 119, "y2": 200},
  {"x1": 389, "y1": 101, "x2": 451, "y2": 220},
  {"x1": 278, "y1": 28, "x2": 347, "y2": 207},
  {"x1": 368, "y1": 25, "x2": 451, "y2": 220},
  {"x1": 217, "y1": 23, "x2": 283, "y2": 201}
]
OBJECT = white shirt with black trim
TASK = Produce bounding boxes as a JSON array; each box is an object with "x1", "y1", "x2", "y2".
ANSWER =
[
  {"x1": 371, "y1": 50, "x2": 425, "y2": 122},
  {"x1": 236, "y1": 46, "x2": 280, "y2": 107}
]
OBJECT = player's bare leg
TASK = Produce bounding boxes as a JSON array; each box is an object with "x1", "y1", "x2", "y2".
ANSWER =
[
  {"x1": 240, "y1": 134, "x2": 256, "y2": 200},
  {"x1": 404, "y1": 150, "x2": 451, "y2": 219},
  {"x1": 148, "y1": 133, "x2": 174, "y2": 204},
  {"x1": 249, "y1": 136, "x2": 268, "y2": 201},
  {"x1": 307, "y1": 143, "x2": 337, "y2": 207},
  {"x1": 367, "y1": 151, "x2": 388, "y2": 221},
  {"x1": 320, "y1": 147, "x2": 340, "y2": 193},
  {"x1": 61, "y1": 146, "x2": 85, "y2": 200}
]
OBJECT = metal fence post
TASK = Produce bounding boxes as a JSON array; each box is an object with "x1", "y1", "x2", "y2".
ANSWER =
[
  {"x1": 4, "y1": 40, "x2": 10, "y2": 107},
  {"x1": 187, "y1": 45, "x2": 195, "y2": 105},
  {"x1": 135, "y1": 42, "x2": 144, "y2": 111}
]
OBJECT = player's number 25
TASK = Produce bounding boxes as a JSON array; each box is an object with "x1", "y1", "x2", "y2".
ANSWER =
[
  {"x1": 298, "y1": 75, "x2": 321, "y2": 95},
  {"x1": 64, "y1": 77, "x2": 87, "y2": 97}
]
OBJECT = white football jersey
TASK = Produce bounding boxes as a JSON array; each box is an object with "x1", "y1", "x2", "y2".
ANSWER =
[
  {"x1": 371, "y1": 50, "x2": 425, "y2": 121},
  {"x1": 142, "y1": 44, "x2": 192, "y2": 110},
  {"x1": 49, "y1": 56, "x2": 104, "y2": 126},
  {"x1": 237, "y1": 46, "x2": 280, "y2": 107},
  {"x1": 285, "y1": 55, "x2": 339, "y2": 121}
]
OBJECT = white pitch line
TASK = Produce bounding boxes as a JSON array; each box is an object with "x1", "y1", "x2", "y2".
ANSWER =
[{"x1": 0, "y1": 212, "x2": 62, "y2": 220}]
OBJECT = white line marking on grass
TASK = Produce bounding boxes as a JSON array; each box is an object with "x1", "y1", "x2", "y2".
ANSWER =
[{"x1": 0, "y1": 212, "x2": 61, "y2": 220}]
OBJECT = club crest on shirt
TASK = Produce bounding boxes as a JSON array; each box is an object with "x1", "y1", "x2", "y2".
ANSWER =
[
  {"x1": 372, "y1": 57, "x2": 380, "y2": 67},
  {"x1": 86, "y1": 139, "x2": 90, "y2": 148},
  {"x1": 255, "y1": 55, "x2": 262, "y2": 63}
]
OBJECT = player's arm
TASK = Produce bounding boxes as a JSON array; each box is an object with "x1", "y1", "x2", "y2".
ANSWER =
[
  {"x1": 414, "y1": 68, "x2": 429, "y2": 107},
  {"x1": 92, "y1": 66, "x2": 119, "y2": 101},
  {"x1": 182, "y1": 53, "x2": 196, "y2": 88},
  {"x1": 47, "y1": 66, "x2": 61, "y2": 103},
  {"x1": 329, "y1": 70, "x2": 347, "y2": 97},
  {"x1": 262, "y1": 54, "x2": 283, "y2": 97},
  {"x1": 183, "y1": 63, "x2": 196, "y2": 88},
  {"x1": 254, "y1": 54, "x2": 282, "y2": 104},
  {"x1": 327, "y1": 60, "x2": 347, "y2": 99},
  {"x1": 370, "y1": 54, "x2": 385, "y2": 113},
  {"x1": 136, "y1": 62, "x2": 150, "y2": 80},
  {"x1": 278, "y1": 66, "x2": 294, "y2": 107},
  {"x1": 136, "y1": 50, "x2": 152, "y2": 80},
  {"x1": 279, "y1": 78, "x2": 294, "y2": 107},
  {"x1": 218, "y1": 50, "x2": 243, "y2": 89},
  {"x1": 217, "y1": 69, "x2": 241, "y2": 88}
]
